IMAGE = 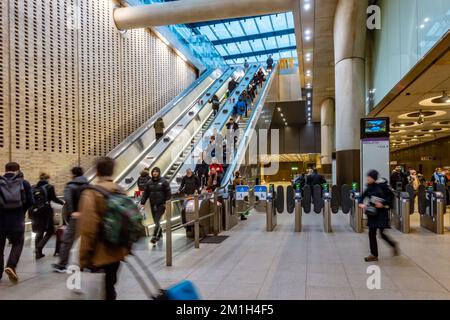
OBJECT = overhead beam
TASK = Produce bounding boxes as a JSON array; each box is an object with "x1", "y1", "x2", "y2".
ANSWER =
[
  {"x1": 185, "y1": 15, "x2": 273, "y2": 28},
  {"x1": 223, "y1": 45, "x2": 296, "y2": 60},
  {"x1": 211, "y1": 28, "x2": 295, "y2": 46},
  {"x1": 114, "y1": 0, "x2": 295, "y2": 30}
]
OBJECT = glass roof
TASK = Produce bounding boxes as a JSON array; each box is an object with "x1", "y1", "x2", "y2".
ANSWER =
[{"x1": 189, "y1": 12, "x2": 297, "y2": 65}]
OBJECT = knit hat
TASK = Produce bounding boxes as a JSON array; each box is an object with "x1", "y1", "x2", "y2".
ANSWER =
[{"x1": 367, "y1": 170, "x2": 379, "y2": 181}]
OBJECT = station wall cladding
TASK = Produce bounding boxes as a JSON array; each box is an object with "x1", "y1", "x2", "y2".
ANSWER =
[{"x1": 0, "y1": 0, "x2": 197, "y2": 190}]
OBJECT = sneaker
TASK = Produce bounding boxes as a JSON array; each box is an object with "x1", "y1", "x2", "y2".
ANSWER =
[
  {"x1": 150, "y1": 237, "x2": 157, "y2": 245},
  {"x1": 240, "y1": 215, "x2": 248, "y2": 221},
  {"x1": 35, "y1": 252, "x2": 45, "y2": 260},
  {"x1": 4, "y1": 267, "x2": 18, "y2": 283},
  {"x1": 52, "y1": 263, "x2": 67, "y2": 273},
  {"x1": 364, "y1": 255, "x2": 379, "y2": 262}
]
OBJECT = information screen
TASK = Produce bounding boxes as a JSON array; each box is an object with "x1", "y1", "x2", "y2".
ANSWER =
[{"x1": 360, "y1": 118, "x2": 390, "y2": 139}]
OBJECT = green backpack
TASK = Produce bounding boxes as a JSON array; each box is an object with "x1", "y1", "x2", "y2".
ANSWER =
[{"x1": 90, "y1": 186, "x2": 144, "y2": 247}]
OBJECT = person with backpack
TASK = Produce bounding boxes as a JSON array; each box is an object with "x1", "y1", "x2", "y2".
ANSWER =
[
  {"x1": 359, "y1": 170, "x2": 399, "y2": 262},
  {"x1": 140, "y1": 167, "x2": 171, "y2": 245},
  {"x1": 179, "y1": 169, "x2": 201, "y2": 196},
  {"x1": 52, "y1": 167, "x2": 89, "y2": 273},
  {"x1": 30, "y1": 173, "x2": 64, "y2": 260},
  {"x1": 78, "y1": 157, "x2": 137, "y2": 300},
  {"x1": 154, "y1": 117, "x2": 165, "y2": 140},
  {"x1": 0, "y1": 162, "x2": 34, "y2": 283},
  {"x1": 137, "y1": 169, "x2": 150, "y2": 192}
]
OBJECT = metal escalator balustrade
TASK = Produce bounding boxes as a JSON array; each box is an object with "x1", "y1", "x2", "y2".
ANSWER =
[
  {"x1": 119, "y1": 67, "x2": 241, "y2": 193},
  {"x1": 84, "y1": 68, "x2": 222, "y2": 183},
  {"x1": 168, "y1": 64, "x2": 262, "y2": 189},
  {"x1": 220, "y1": 63, "x2": 278, "y2": 191}
]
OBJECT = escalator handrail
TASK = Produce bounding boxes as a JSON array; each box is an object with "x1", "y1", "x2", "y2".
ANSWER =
[
  {"x1": 220, "y1": 63, "x2": 278, "y2": 192},
  {"x1": 167, "y1": 64, "x2": 262, "y2": 186},
  {"x1": 118, "y1": 68, "x2": 240, "y2": 192},
  {"x1": 85, "y1": 68, "x2": 221, "y2": 180}
]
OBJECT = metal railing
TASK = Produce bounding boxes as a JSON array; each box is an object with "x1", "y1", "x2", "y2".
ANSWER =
[{"x1": 164, "y1": 186, "x2": 226, "y2": 266}]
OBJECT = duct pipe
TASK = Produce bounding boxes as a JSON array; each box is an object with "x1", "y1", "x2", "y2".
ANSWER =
[{"x1": 114, "y1": 0, "x2": 295, "y2": 30}]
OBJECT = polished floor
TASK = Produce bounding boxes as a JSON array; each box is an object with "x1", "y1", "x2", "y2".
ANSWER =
[{"x1": 1, "y1": 211, "x2": 450, "y2": 300}]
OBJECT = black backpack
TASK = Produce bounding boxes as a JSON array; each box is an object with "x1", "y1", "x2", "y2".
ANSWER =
[{"x1": 30, "y1": 185, "x2": 50, "y2": 215}]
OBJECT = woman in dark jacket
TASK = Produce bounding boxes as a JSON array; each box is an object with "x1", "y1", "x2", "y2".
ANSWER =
[
  {"x1": 30, "y1": 173, "x2": 64, "y2": 259},
  {"x1": 359, "y1": 170, "x2": 398, "y2": 262},
  {"x1": 137, "y1": 169, "x2": 150, "y2": 192},
  {"x1": 210, "y1": 94, "x2": 221, "y2": 116}
]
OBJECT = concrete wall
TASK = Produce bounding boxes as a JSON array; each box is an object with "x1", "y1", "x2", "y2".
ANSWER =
[{"x1": 0, "y1": 0, "x2": 197, "y2": 190}]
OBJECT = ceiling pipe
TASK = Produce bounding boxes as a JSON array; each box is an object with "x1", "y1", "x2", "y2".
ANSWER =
[{"x1": 114, "y1": 0, "x2": 296, "y2": 30}]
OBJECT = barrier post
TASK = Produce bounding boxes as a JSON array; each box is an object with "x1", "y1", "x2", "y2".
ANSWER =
[
  {"x1": 165, "y1": 200, "x2": 172, "y2": 267},
  {"x1": 194, "y1": 193, "x2": 200, "y2": 249},
  {"x1": 323, "y1": 193, "x2": 332, "y2": 233}
]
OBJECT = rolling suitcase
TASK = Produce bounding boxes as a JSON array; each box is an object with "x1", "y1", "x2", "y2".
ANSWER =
[{"x1": 127, "y1": 253, "x2": 201, "y2": 300}]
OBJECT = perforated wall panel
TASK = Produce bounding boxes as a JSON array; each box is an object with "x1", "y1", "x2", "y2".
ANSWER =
[{"x1": 1, "y1": 0, "x2": 197, "y2": 190}]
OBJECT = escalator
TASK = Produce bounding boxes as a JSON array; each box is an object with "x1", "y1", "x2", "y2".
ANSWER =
[{"x1": 167, "y1": 63, "x2": 263, "y2": 189}]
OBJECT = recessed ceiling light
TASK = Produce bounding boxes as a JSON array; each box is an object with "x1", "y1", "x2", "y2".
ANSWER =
[
  {"x1": 305, "y1": 35, "x2": 311, "y2": 41},
  {"x1": 431, "y1": 91, "x2": 450, "y2": 104},
  {"x1": 304, "y1": 3, "x2": 311, "y2": 10},
  {"x1": 305, "y1": 29, "x2": 311, "y2": 35},
  {"x1": 424, "y1": 17, "x2": 430, "y2": 23}
]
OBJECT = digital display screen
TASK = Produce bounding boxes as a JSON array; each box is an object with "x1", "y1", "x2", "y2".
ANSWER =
[{"x1": 364, "y1": 119, "x2": 387, "y2": 133}]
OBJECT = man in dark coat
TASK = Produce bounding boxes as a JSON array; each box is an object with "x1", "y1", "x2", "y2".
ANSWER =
[
  {"x1": 140, "y1": 167, "x2": 171, "y2": 245},
  {"x1": 390, "y1": 166, "x2": 408, "y2": 191},
  {"x1": 0, "y1": 162, "x2": 34, "y2": 283},
  {"x1": 179, "y1": 169, "x2": 201, "y2": 196},
  {"x1": 359, "y1": 170, "x2": 399, "y2": 262}
]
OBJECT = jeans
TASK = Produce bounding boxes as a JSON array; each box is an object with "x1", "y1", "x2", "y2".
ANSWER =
[
  {"x1": 0, "y1": 230, "x2": 25, "y2": 274},
  {"x1": 35, "y1": 213, "x2": 55, "y2": 253},
  {"x1": 58, "y1": 217, "x2": 77, "y2": 266},
  {"x1": 368, "y1": 227, "x2": 396, "y2": 257},
  {"x1": 101, "y1": 262, "x2": 121, "y2": 300},
  {"x1": 151, "y1": 204, "x2": 165, "y2": 238}
]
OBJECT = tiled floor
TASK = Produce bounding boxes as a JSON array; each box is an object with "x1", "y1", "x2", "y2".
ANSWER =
[{"x1": 1, "y1": 211, "x2": 450, "y2": 300}]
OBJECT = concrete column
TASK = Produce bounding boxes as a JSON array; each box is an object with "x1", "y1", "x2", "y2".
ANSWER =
[
  {"x1": 114, "y1": 0, "x2": 295, "y2": 30},
  {"x1": 320, "y1": 98, "x2": 334, "y2": 175},
  {"x1": 334, "y1": 0, "x2": 368, "y2": 186}
]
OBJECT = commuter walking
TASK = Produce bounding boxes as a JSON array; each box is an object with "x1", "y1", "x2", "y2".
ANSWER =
[
  {"x1": 52, "y1": 167, "x2": 89, "y2": 273},
  {"x1": 235, "y1": 96, "x2": 247, "y2": 121},
  {"x1": 390, "y1": 166, "x2": 408, "y2": 191},
  {"x1": 154, "y1": 117, "x2": 165, "y2": 140},
  {"x1": 206, "y1": 168, "x2": 219, "y2": 193},
  {"x1": 431, "y1": 167, "x2": 446, "y2": 186},
  {"x1": 140, "y1": 167, "x2": 171, "y2": 245},
  {"x1": 210, "y1": 94, "x2": 220, "y2": 116},
  {"x1": 78, "y1": 157, "x2": 130, "y2": 300},
  {"x1": 359, "y1": 170, "x2": 398, "y2": 262},
  {"x1": 137, "y1": 169, "x2": 150, "y2": 192},
  {"x1": 179, "y1": 169, "x2": 201, "y2": 196},
  {"x1": 194, "y1": 152, "x2": 209, "y2": 188},
  {"x1": 228, "y1": 78, "x2": 238, "y2": 94},
  {"x1": 244, "y1": 59, "x2": 249, "y2": 70},
  {"x1": 30, "y1": 173, "x2": 64, "y2": 259},
  {"x1": 0, "y1": 162, "x2": 34, "y2": 283},
  {"x1": 266, "y1": 55, "x2": 274, "y2": 71}
]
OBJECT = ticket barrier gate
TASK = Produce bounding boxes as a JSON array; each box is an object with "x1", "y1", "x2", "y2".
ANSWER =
[
  {"x1": 294, "y1": 187, "x2": 302, "y2": 232},
  {"x1": 266, "y1": 184, "x2": 277, "y2": 231},
  {"x1": 391, "y1": 191, "x2": 411, "y2": 234},
  {"x1": 342, "y1": 185, "x2": 363, "y2": 233},
  {"x1": 322, "y1": 190, "x2": 332, "y2": 233},
  {"x1": 418, "y1": 185, "x2": 446, "y2": 234}
]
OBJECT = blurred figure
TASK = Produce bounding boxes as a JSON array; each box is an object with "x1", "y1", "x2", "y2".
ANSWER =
[
  {"x1": 206, "y1": 168, "x2": 219, "y2": 193},
  {"x1": 266, "y1": 55, "x2": 274, "y2": 71},
  {"x1": 137, "y1": 169, "x2": 150, "y2": 192},
  {"x1": 359, "y1": 170, "x2": 398, "y2": 262},
  {"x1": 52, "y1": 167, "x2": 89, "y2": 273},
  {"x1": 78, "y1": 157, "x2": 130, "y2": 300},
  {"x1": 232, "y1": 172, "x2": 247, "y2": 221},
  {"x1": 390, "y1": 166, "x2": 408, "y2": 191},
  {"x1": 30, "y1": 173, "x2": 64, "y2": 260},
  {"x1": 0, "y1": 162, "x2": 34, "y2": 283},
  {"x1": 179, "y1": 169, "x2": 200, "y2": 196},
  {"x1": 431, "y1": 167, "x2": 446, "y2": 187},
  {"x1": 154, "y1": 117, "x2": 165, "y2": 140},
  {"x1": 194, "y1": 152, "x2": 209, "y2": 187},
  {"x1": 306, "y1": 169, "x2": 326, "y2": 188},
  {"x1": 244, "y1": 59, "x2": 249, "y2": 70},
  {"x1": 228, "y1": 78, "x2": 237, "y2": 94},
  {"x1": 210, "y1": 94, "x2": 220, "y2": 116}
]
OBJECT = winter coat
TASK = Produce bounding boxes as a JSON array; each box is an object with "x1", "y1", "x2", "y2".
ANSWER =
[
  {"x1": 179, "y1": 175, "x2": 200, "y2": 195},
  {"x1": 209, "y1": 163, "x2": 224, "y2": 175},
  {"x1": 78, "y1": 178, "x2": 129, "y2": 269},
  {"x1": 0, "y1": 172, "x2": 34, "y2": 232},
  {"x1": 137, "y1": 175, "x2": 151, "y2": 192},
  {"x1": 390, "y1": 171, "x2": 408, "y2": 191},
  {"x1": 306, "y1": 173, "x2": 326, "y2": 187},
  {"x1": 236, "y1": 100, "x2": 246, "y2": 116},
  {"x1": 211, "y1": 98, "x2": 220, "y2": 111},
  {"x1": 360, "y1": 181, "x2": 394, "y2": 229},
  {"x1": 154, "y1": 119, "x2": 165, "y2": 135},
  {"x1": 63, "y1": 176, "x2": 89, "y2": 215},
  {"x1": 30, "y1": 180, "x2": 64, "y2": 229},
  {"x1": 194, "y1": 162, "x2": 209, "y2": 185},
  {"x1": 140, "y1": 176, "x2": 171, "y2": 207},
  {"x1": 228, "y1": 80, "x2": 237, "y2": 93}
]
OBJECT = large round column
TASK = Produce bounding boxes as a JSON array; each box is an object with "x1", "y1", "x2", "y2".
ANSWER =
[
  {"x1": 320, "y1": 98, "x2": 335, "y2": 175},
  {"x1": 334, "y1": 0, "x2": 368, "y2": 186}
]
